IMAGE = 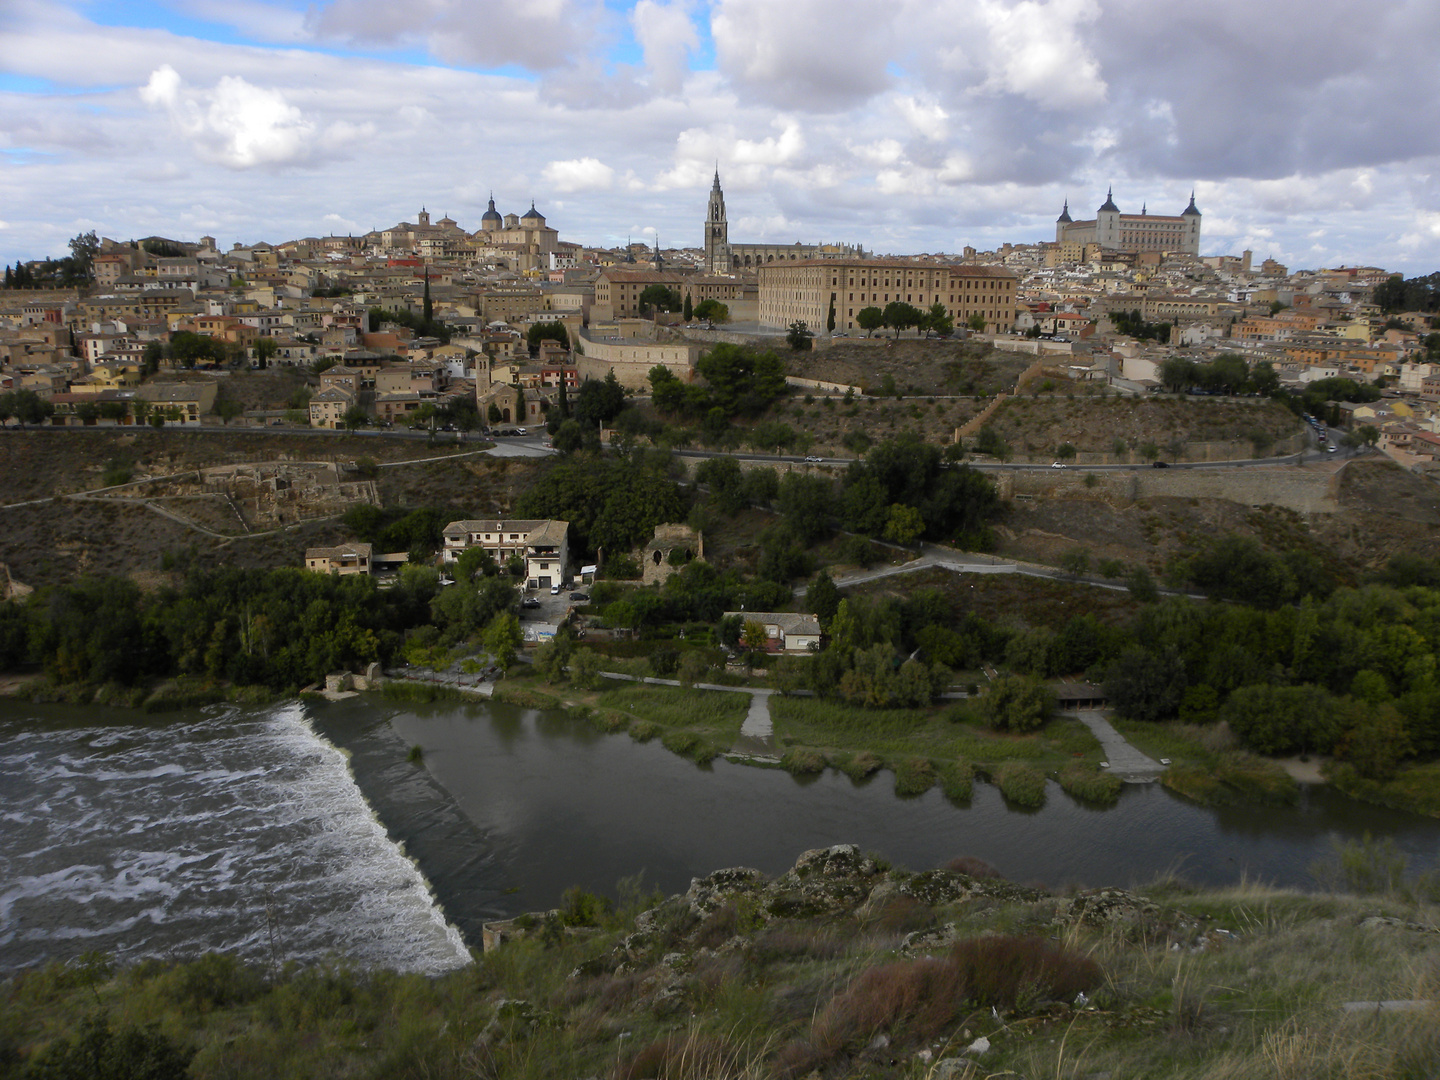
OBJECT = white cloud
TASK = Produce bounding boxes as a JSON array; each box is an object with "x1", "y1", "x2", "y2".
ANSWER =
[
  {"x1": 711, "y1": 0, "x2": 893, "y2": 110},
  {"x1": 896, "y1": 96, "x2": 949, "y2": 141},
  {"x1": 976, "y1": 0, "x2": 1106, "y2": 109},
  {"x1": 542, "y1": 157, "x2": 616, "y2": 192},
  {"x1": 141, "y1": 65, "x2": 328, "y2": 169},
  {"x1": 632, "y1": 0, "x2": 699, "y2": 94}
]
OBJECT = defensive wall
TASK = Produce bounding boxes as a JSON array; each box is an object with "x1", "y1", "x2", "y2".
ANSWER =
[{"x1": 999, "y1": 461, "x2": 1344, "y2": 515}]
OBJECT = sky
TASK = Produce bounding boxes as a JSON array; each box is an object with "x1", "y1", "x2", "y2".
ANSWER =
[{"x1": 2, "y1": 0, "x2": 1439, "y2": 276}]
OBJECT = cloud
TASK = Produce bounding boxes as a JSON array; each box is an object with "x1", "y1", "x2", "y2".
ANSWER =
[
  {"x1": 542, "y1": 157, "x2": 616, "y2": 192},
  {"x1": 139, "y1": 64, "x2": 368, "y2": 169},
  {"x1": 711, "y1": 0, "x2": 893, "y2": 111},
  {"x1": 306, "y1": 0, "x2": 599, "y2": 72},
  {"x1": 975, "y1": 0, "x2": 1105, "y2": 109},
  {"x1": 632, "y1": 0, "x2": 700, "y2": 94}
]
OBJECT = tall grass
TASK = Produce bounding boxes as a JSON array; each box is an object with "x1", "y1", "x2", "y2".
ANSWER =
[{"x1": 991, "y1": 761, "x2": 1047, "y2": 807}]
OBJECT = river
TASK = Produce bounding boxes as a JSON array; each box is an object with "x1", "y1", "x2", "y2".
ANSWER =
[{"x1": 4, "y1": 694, "x2": 1439, "y2": 976}]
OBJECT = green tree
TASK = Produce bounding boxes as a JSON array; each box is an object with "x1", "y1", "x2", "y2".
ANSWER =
[
  {"x1": 693, "y1": 298, "x2": 729, "y2": 323},
  {"x1": 1058, "y1": 547, "x2": 1090, "y2": 577},
  {"x1": 786, "y1": 320, "x2": 813, "y2": 351},
  {"x1": 1223, "y1": 683, "x2": 1340, "y2": 756},
  {"x1": 483, "y1": 611, "x2": 524, "y2": 672},
  {"x1": 856, "y1": 306, "x2": 884, "y2": 337},
  {"x1": 638, "y1": 284, "x2": 682, "y2": 314},
  {"x1": 882, "y1": 301, "x2": 924, "y2": 338},
  {"x1": 573, "y1": 372, "x2": 626, "y2": 428},
  {"x1": 826, "y1": 293, "x2": 836, "y2": 333},
  {"x1": 342, "y1": 406, "x2": 369, "y2": 431},
  {"x1": 216, "y1": 398, "x2": 243, "y2": 425},
  {"x1": 966, "y1": 312, "x2": 987, "y2": 333},
  {"x1": 8, "y1": 388, "x2": 54, "y2": 427},
  {"x1": 526, "y1": 320, "x2": 570, "y2": 352},
  {"x1": 21, "y1": 1013, "x2": 193, "y2": 1080},
  {"x1": 141, "y1": 340, "x2": 164, "y2": 376},
  {"x1": 1159, "y1": 357, "x2": 1195, "y2": 393},
  {"x1": 805, "y1": 570, "x2": 840, "y2": 628},
  {"x1": 252, "y1": 336, "x2": 278, "y2": 369},
  {"x1": 883, "y1": 503, "x2": 925, "y2": 546},
  {"x1": 683, "y1": 292, "x2": 693, "y2": 321},
  {"x1": 978, "y1": 674, "x2": 1053, "y2": 732},
  {"x1": 1104, "y1": 645, "x2": 1186, "y2": 722},
  {"x1": 925, "y1": 301, "x2": 953, "y2": 337},
  {"x1": 552, "y1": 418, "x2": 584, "y2": 454},
  {"x1": 67, "y1": 229, "x2": 100, "y2": 282}
]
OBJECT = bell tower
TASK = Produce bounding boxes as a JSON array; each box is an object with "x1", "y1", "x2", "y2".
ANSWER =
[{"x1": 704, "y1": 168, "x2": 730, "y2": 275}]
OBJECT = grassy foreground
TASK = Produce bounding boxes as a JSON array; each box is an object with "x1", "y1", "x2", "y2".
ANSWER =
[{"x1": 3, "y1": 843, "x2": 1437, "y2": 1080}]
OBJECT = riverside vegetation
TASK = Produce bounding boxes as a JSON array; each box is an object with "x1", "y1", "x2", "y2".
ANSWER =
[{"x1": 3, "y1": 841, "x2": 1438, "y2": 1079}]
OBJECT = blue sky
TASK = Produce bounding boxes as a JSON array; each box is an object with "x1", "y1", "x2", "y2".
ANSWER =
[{"x1": 2, "y1": 0, "x2": 1438, "y2": 275}]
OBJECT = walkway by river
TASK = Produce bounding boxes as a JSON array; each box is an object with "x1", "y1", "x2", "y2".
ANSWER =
[{"x1": 1071, "y1": 709, "x2": 1164, "y2": 781}]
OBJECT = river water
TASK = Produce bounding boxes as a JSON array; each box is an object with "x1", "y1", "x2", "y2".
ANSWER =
[{"x1": 4, "y1": 694, "x2": 1440, "y2": 976}]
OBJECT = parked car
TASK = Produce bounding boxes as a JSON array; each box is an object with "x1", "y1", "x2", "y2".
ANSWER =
[
  {"x1": 569, "y1": 592, "x2": 589, "y2": 602},
  {"x1": 550, "y1": 584, "x2": 561, "y2": 595},
  {"x1": 515, "y1": 427, "x2": 527, "y2": 435}
]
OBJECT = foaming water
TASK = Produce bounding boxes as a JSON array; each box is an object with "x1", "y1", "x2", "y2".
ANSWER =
[{"x1": 0, "y1": 701, "x2": 470, "y2": 975}]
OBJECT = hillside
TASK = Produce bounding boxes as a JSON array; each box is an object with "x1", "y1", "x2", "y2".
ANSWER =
[{"x1": 3, "y1": 843, "x2": 1436, "y2": 1079}]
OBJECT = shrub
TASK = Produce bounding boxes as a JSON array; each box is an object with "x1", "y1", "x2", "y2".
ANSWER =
[
  {"x1": 560, "y1": 885, "x2": 612, "y2": 927},
  {"x1": 781, "y1": 747, "x2": 826, "y2": 775},
  {"x1": 992, "y1": 761, "x2": 1047, "y2": 807},
  {"x1": 1057, "y1": 762, "x2": 1122, "y2": 806},
  {"x1": 892, "y1": 756, "x2": 936, "y2": 797},
  {"x1": 618, "y1": 1029, "x2": 748, "y2": 1080}
]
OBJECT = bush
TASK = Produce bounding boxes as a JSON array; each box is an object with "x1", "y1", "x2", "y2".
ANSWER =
[
  {"x1": 992, "y1": 761, "x2": 1047, "y2": 807},
  {"x1": 781, "y1": 747, "x2": 825, "y2": 775},
  {"x1": 785, "y1": 935, "x2": 1101, "y2": 1071},
  {"x1": 892, "y1": 756, "x2": 936, "y2": 797},
  {"x1": 1057, "y1": 762, "x2": 1122, "y2": 806}
]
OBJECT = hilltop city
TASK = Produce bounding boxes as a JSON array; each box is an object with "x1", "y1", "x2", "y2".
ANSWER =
[{"x1": 2, "y1": 180, "x2": 1437, "y2": 461}]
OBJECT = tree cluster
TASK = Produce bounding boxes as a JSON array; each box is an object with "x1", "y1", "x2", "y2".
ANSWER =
[
  {"x1": 1372, "y1": 272, "x2": 1440, "y2": 315},
  {"x1": 1111, "y1": 310, "x2": 1172, "y2": 344},
  {"x1": 1159, "y1": 354, "x2": 1279, "y2": 396},
  {"x1": 512, "y1": 452, "x2": 689, "y2": 557},
  {"x1": 367, "y1": 305, "x2": 450, "y2": 343},
  {"x1": 649, "y1": 343, "x2": 788, "y2": 424}
]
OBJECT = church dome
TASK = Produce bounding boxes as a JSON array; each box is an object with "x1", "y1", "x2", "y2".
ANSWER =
[
  {"x1": 480, "y1": 195, "x2": 502, "y2": 228},
  {"x1": 520, "y1": 201, "x2": 545, "y2": 225}
]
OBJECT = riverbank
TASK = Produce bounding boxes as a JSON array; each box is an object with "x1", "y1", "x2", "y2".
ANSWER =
[{"x1": 5, "y1": 842, "x2": 1437, "y2": 1079}]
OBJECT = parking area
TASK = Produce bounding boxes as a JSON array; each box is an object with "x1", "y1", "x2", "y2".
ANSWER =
[{"x1": 519, "y1": 580, "x2": 591, "y2": 627}]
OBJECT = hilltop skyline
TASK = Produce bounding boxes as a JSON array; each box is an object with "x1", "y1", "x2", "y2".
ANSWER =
[{"x1": 2, "y1": 0, "x2": 1438, "y2": 275}]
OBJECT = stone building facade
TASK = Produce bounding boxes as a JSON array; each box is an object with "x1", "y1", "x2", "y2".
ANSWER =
[
  {"x1": 758, "y1": 259, "x2": 1019, "y2": 335},
  {"x1": 1055, "y1": 189, "x2": 1201, "y2": 256}
]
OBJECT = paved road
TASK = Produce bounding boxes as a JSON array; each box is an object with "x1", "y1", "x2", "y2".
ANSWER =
[{"x1": 1069, "y1": 709, "x2": 1164, "y2": 782}]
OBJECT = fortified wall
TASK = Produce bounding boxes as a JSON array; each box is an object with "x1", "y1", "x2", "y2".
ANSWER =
[{"x1": 1000, "y1": 461, "x2": 1344, "y2": 515}]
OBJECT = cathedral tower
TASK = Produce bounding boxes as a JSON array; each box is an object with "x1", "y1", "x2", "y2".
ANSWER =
[{"x1": 704, "y1": 169, "x2": 730, "y2": 275}]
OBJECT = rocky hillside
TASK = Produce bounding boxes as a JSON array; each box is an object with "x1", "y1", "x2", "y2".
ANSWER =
[{"x1": 5, "y1": 843, "x2": 1436, "y2": 1078}]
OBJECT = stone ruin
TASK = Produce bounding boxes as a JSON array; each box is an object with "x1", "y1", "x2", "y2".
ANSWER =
[{"x1": 641, "y1": 522, "x2": 703, "y2": 585}]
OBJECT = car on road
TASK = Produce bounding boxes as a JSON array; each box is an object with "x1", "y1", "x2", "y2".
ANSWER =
[
  {"x1": 1050, "y1": 461, "x2": 1066, "y2": 469},
  {"x1": 515, "y1": 427, "x2": 527, "y2": 435},
  {"x1": 804, "y1": 455, "x2": 823, "y2": 462},
  {"x1": 522, "y1": 597, "x2": 541, "y2": 608},
  {"x1": 1152, "y1": 461, "x2": 1170, "y2": 468},
  {"x1": 1327, "y1": 445, "x2": 1338, "y2": 453}
]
